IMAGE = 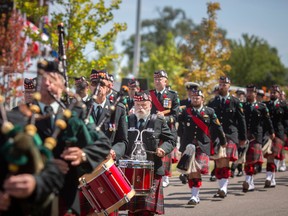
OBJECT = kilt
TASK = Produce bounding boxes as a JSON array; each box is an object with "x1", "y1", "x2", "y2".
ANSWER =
[
  {"x1": 225, "y1": 139, "x2": 238, "y2": 162},
  {"x1": 162, "y1": 153, "x2": 172, "y2": 176},
  {"x1": 195, "y1": 148, "x2": 209, "y2": 175},
  {"x1": 284, "y1": 135, "x2": 288, "y2": 151},
  {"x1": 245, "y1": 139, "x2": 264, "y2": 164},
  {"x1": 171, "y1": 147, "x2": 180, "y2": 164},
  {"x1": 122, "y1": 175, "x2": 164, "y2": 215},
  {"x1": 268, "y1": 137, "x2": 284, "y2": 159}
]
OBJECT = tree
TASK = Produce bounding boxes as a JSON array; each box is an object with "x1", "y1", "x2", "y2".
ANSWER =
[
  {"x1": 0, "y1": 10, "x2": 35, "y2": 106},
  {"x1": 140, "y1": 32, "x2": 185, "y2": 94},
  {"x1": 122, "y1": 6, "x2": 195, "y2": 74},
  {"x1": 226, "y1": 34, "x2": 287, "y2": 87},
  {"x1": 180, "y1": 2, "x2": 231, "y2": 98},
  {"x1": 16, "y1": 0, "x2": 127, "y2": 78}
]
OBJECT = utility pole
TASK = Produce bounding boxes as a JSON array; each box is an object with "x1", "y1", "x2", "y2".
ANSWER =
[{"x1": 132, "y1": 0, "x2": 141, "y2": 77}]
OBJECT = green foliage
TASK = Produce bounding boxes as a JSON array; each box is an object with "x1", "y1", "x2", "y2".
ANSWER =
[
  {"x1": 140, "y1": 32, "x2": 184, "y2": 94},
  {"x1": 122, "y1": 6, "x2": 195, "y2": 73},
  {"x1": 15, "y1": 0, "x2": 127, "y2": 79},
  {"x1": 180, "y1": 2, "x2": 231, "y2": 99},
  {"x1": 227, "y1": 34, "x2": 287, "y2": 88}
]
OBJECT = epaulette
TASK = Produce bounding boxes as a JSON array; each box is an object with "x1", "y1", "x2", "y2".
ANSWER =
[{"x1": 168, "y1": 89, "x2": 177, "y2": 94}]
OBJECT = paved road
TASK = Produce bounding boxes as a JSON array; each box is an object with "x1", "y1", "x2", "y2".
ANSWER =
[
  {"x1": 163, "y1": 170, "x2": 288, "y2": 216},
  {"x1": 119, "y1": 170, "x2": 288, "y2": 216}
]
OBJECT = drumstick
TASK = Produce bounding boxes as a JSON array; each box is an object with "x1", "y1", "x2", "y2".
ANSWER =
[{"x1": 145, "y1": 150, "x2": 157, "y2": 155}]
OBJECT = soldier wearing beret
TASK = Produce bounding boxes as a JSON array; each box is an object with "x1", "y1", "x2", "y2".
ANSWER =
[
  {"x1": 263, "y1": 85, "x2": 288, "y2": 180},
  {"x1": 177, "y1": 89, "x2": 226, "y2": 205},
  {"x1": 123, "y1": 91, "x2": 175, "y2": 215},
  {"x1": 242, "y1": 84, "x2": 275, "y2": 191},
  {"x1": 23, "y1": 78, "x2": 37, "y2": 104},
  {"x1": 149, "y1": 70, "x2": 180, "y2": 187},
  {"x1": 207, "y1": 76, "x2": 247, "y2": 198}
]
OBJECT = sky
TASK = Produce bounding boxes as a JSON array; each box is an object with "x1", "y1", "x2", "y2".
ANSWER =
[{"x1": 110, "y1": 0, "x2": 288, "y2": 67}]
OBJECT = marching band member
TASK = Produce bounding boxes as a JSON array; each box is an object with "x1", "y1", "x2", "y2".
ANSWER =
[
  {"x1": 23, "y1": 78, "x2": 37, "y2": 104},
  {"x1": 150, "y1": 70, "x2": 180, "y2": 187},
  {"x1": 178, "y1": 82, "x2": 199, "y2": 184},
  {"x1": 126, "y1": 79, "x2": 141, "y2": 114},
  {"x1": 177, "y1": 89, "x2": 226, "y2": 205},
  {"x1": 87, "y1": 69, "x2": 128, "y2": 161},
  {"x1": 263, "y1": 85, "x2": 288, "y2": 184},
  {"x1": 34, "y1": 60, "x2": 111, "y2": 215},
  {"x1": 74, "y1": 76, "x2": 90, "y2": 102},
  {"x1": 207, "y1": 76, "x2": 247, "y2": 198},
  {"x1": 124, "y1": 91, "x2": 175, "y2": 215},
  {"x1": 0, "y1": 107, "x2": 65, "y2": 215},
  {"x1": 107, "y1": 74, "x2": 117, "y2": 104},
  {"x1": 242, "y1": 84, "x2": 275, "y2": 191}
]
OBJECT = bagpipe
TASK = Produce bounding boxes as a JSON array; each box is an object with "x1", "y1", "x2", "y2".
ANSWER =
[{"x1": 58, "y1": 23, "x2": 70, "y2": 105}]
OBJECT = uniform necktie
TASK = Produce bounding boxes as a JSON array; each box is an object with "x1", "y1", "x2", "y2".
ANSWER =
[
  {"x1": 157, "y1": 92, "x2": 161, "y2": 101},
  {"x1": 221, "y1": 98, "x2": 225, "y2": 107},
  {"x1": 96, "y1": 106, "x2": 102, "y2": 123},
  {"x1": 138, "y1": 119, "x2": 145, "y2": 131},
  {"x1": 44, "y1": 105, "x2": 54, "y2": 115}
]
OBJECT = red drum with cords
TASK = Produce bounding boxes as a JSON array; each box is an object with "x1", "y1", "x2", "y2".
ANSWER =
[
  {"x1": 78, "y1": 158, "x2": 135, "y2": 216},
  {"x1": 119, "y1": 159, "x2": 154, "y2": 196}
]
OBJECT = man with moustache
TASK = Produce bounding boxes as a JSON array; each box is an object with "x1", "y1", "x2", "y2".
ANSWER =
[
  {"x1": 207, "y1": 76, "x2": 247, "y2": 198},
  {"x1": 124, "y1": 91, "x2": 175, "y2": 215}
]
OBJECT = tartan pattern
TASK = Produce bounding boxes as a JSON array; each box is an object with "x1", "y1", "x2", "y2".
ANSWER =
[
  {"x1": 162, "y1": 153, "x2": 172, "y2": 176},
  {"x1": 171, "y1": 147, "x2": 180, "y2": 164},
  {"x1": 195, "y1": 148, "x2": 209, "y2": 175},
  {"x1": 284, "y1": 135, "x2": 288, "y2": 150},
  {"x1": 122, "y1": 175, "x2": 164, "y2": 215},
  {"x1": 225, "y1": 139, "x2": 238, "y2": 161},
  {"x1": 245, "y1": 139, "x2": 264, "y2": 164},
  {"x1": 271, "y1": 137, "x2": 284, "y2": 159}
]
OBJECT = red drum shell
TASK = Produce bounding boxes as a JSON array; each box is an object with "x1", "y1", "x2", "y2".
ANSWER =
[
  {"x1": 119, "y1": 160, "x2": 154, "y2": 196},
  {"x1": 79, "y1": 158, "x2": 135, "y2": 215}
]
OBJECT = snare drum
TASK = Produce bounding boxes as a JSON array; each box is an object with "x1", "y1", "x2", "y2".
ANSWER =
[
  {"x1": 78, "y1": 158, "x2": 135, "y2": 216},
  {"x1": 119, "y1": 160, "x2": 154, "y2": 196}
]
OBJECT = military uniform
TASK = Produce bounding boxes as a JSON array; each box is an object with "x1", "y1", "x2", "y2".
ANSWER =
[
  {"x1": 123, "y1": 91, "x2": 175, "y2": 216},
  {"x1": 242, "y1": 84, "x2": 274, "y2": 191},
  {"x1": 150, "y1": 70, "x2": 180, "y2": 187},
  {"x1": 263, "y1": 85, "x2": 288, "y2": 185},
  {"x1": 86, "y1": 98, "x2": 128, "y2": 160},
  {"x1": 0, "y1": 107, "x2": 65, "y2": 216},
  {"x1": 35, "y1": 60, "x2": 111, "y2": 215},
  {"x1": 177, "y1": 90, "x2": 226, "y2": 205},
  {"x1": 207, "y1": 76, "x2": 247, "y2": 198}
]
